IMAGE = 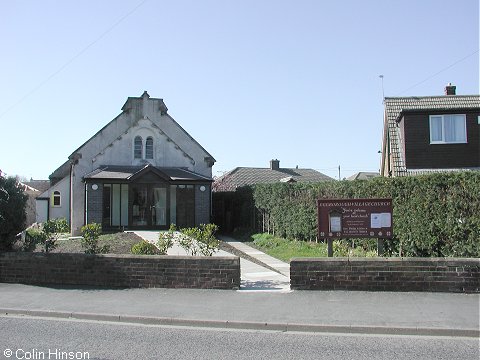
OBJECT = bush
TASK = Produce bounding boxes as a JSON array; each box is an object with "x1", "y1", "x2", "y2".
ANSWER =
[
  {"x1": 0, "y1": 175, "x2": 28, "y2": 251},
  {"x1": 81, "y1": 223, "x2": 109, "y2": 254},
  {"x1": 179, "y1": 223, "x2": 220, "y2": 256},
  {"x1": 41, "y1": 218, "x2": 70, "y2": 253},
  {"x1": 249, "y1": 172, "x2": 480, "y2": 257},
  {"x1": 24, "y1": 227, "x2": 46, "y2": 252},
  {"x1": 131, "y1": 240, "x2": 161, "y2": 255},
  {"x1": 157, "y1": 224, "x2": 176, "y2": 255}
]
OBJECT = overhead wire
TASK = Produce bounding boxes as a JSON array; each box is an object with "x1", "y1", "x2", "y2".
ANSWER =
[
  {"x1": 393, "y1": 49, "x2": 479, "y2": 96},
  {"x1": 0, "y1": 0, "x2": 149, "y2": 119}
]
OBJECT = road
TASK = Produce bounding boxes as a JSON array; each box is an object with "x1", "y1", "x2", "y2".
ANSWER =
[{"x1": 1, "y1": 316, "x2": 478, "y2": 360}]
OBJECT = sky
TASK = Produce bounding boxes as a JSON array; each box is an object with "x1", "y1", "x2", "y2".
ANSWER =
[{"x1": 1, "y1": 0, "x2": 478, "y2": 181}]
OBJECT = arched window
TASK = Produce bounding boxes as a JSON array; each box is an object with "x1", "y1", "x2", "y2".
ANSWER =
[
  {"x1": 52, "y1": 191, "x2": 61, "y2": 207},
  {"x1": 145, "y1": 137, "x2": 154, "y2": 159},
  {"x1": 134, "y1": 136, "x2": 143, "y2": 159}
]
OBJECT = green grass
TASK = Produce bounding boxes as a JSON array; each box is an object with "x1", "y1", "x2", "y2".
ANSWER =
[
  {"x1": 34, "y1": 232, "x2": 143, "y2": 254},
  {"x1": 247, "y1": 233, "x2": 328, "y2": 262},
  {"x1": 247, "y1": 233, "x2": 377, "y2": 262}
]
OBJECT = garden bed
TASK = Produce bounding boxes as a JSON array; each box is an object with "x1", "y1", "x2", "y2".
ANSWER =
[{"x1": 32, "y1": 232, "x2": 143, "y2": 254}]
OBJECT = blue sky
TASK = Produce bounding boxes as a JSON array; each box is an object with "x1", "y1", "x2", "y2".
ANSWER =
[{"x1": 1, "y1": 0, "x2": 478, "y2": 180}]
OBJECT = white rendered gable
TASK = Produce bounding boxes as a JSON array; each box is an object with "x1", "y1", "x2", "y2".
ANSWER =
[{"x1": 90, "y1": 116, "x2": 196, "y2": 170}]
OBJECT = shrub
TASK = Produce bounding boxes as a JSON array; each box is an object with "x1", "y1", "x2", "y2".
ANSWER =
[
  {"x1": 81, "y1": 223, "x2": 109, "y2": 254},
  {"x1": 131, "y1": 240, "x2": 161, "y2": 255},
  {"x1": 249, "y1": 172, "x2": 480, "y2": 257},
  {"x1": 180, "y1": 223, "x2": 220, "y2": 256},
  {"x1": 24, "y1": 227, "x2": 46, "y2": 251},
  {"x1": 157, "y1": 224, "x2": 176, "y2": 255},
  {"x1": 41, "y1": 218, "x2": 70, "y2": 253},
  {"x1": 0, "y1": 175, "x2": 28, "y2": 251}
]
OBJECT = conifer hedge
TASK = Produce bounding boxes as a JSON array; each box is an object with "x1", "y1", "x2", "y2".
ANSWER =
[{"x1": 250, "y1": 172, "x2": 480, "y2": 257}]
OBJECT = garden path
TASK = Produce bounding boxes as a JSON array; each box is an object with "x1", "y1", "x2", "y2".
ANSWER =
[{"x1": 133, "y1": 231, "x2": 291, "y2": 292}]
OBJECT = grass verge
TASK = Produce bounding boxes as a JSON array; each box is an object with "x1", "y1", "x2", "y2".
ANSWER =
[
  {"x1": 247, "y1": 233, "x2": 328, "y2": 262},
  {"x1": 247, "y1": 233, "x2": 377, "y2": 262}
]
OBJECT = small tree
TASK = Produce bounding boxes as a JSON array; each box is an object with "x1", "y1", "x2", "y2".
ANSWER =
[
  {"x1": 81, "y1": 223, "x2": 109, "y2": 254},
  {"x1": 0, "y1": 175, "x2": 28, "y2": 251},
  {"x1": 157, "y1": 224, "x2": 176, "y2": 254},
  {"x1": 42, "y1": 218, "x2": 69, "y2": 252}
]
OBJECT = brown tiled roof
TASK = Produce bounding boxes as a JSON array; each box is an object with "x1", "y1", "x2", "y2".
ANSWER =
[
  {"x1": 213, "y1": 167, "x2": 333, "y2": 192},
  {"x1": 383, "y1": 95, "x2": 480, "y2": 176}
]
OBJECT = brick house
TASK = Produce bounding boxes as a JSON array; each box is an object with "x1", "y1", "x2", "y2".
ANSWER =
[
  {"x1": 37, "y1": 92, "x2": 215, "y2": 235},
  {"x1": 381, "y1": 84, "x2": 480, "y2": 177}
]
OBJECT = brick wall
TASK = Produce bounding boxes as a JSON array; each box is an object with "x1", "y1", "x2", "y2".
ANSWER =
[
  {"x1": 290, "y1": 258, "x2": 479, "y2": 293},
  {"x1": 0, "y1": 253, "x2": 240, "y2": 290},
  {"x1": 195, "y1": 184, "x2": 211, "y2": 225},
  {"x1": 86, "y1": 183, "x2": 103, "y2": 225}
]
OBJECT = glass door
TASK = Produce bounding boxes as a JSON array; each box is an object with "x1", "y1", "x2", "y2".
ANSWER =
[
  {"x1": 131, "y1": 185, "x2": 168, "y2": 228},
  {"x1": 151, "y1": 187, "x2": 167, "y2": 226},
  {"x1": 132, "y1": 186, "x2": 149, "y2": 226}
]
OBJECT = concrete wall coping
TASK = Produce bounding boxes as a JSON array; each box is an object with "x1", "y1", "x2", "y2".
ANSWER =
[
  {"x1": 0, "y1": 252, "x2": 238, "y2": 261},
  {"x1": 291, "y1": 257, "x2": 480, "y2": 264}
]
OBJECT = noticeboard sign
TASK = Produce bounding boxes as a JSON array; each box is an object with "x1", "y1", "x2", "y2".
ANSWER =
[{"x1": 317, "y1": 199, "x2": 393, "y2": 239}]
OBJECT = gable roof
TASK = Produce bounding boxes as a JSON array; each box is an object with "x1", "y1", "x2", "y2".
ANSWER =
[
  {"x1": 382, "y1": 94, "x2": 480, "y2": 177},
  {"x1": 49, "y1": 92, "x2": 215, "y2": 181},
  {"x1": 22, "y1": 180, "x2": 50, "y2": 193},
  {"x1": 347, "y1": 172, "x2": 380, "y2": 181},
  {"x1": 213, "y1": 166, "x2": 332, "y2": 192}
]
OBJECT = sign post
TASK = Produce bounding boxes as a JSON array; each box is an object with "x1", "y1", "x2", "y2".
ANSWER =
[{"x1": 317, "y1": 199, "x2": 393, "y2": 257}]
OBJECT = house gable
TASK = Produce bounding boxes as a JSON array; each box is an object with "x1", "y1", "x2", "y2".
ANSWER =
[
  {"x1": 90, "y1": 116, "x2": 198, "y2": 170},
  {"x1": 381, "y1": 93, "x2": 480, "y2": 177},
  {"x1": 399, "y1": 109, "x2": 479, "y2": 169},
  {"x1": 51, "y1": 91, "x2": 215, "y2": 183}
]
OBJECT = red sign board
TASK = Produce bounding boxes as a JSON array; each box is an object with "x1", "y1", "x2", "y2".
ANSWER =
[{"x1": 317, "y1": 199, "x2": 393, "y2": 239}]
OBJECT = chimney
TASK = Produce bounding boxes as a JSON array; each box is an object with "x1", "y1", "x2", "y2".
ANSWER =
[
  {"x1": 445, "y1": 83, "x2": 456, "y2": 96},
  {"x1": 270, "y1": 159, "x2": 280, "y2": 170}
]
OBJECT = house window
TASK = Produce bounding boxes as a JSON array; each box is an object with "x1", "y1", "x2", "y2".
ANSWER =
[
  {"x1": 52, "y1": 191, "x2": 61, "y2": 207},
  {"x1": 429, "y1": 114, "x2": 467, "y2": 144},
  {"x1": 134, "y1": 136, "x2": 143, "y2": 159},
  {"x1": 145, "y1": 137, "x2": 154, "y2": 159}
]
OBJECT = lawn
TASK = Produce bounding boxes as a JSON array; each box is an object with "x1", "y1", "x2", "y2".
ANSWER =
[
  {"x1": 34, "y1": 232, "x2": 143, "y2": 254},
  {"x1": 246, "y1": 233, "x2": 328, "y2": 262},
  {"x1": 246, "y1": 233, "x2": 377, "y2": 262}
]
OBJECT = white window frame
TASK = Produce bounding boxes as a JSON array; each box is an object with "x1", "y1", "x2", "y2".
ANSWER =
[
  {"x1": 52, "y1": 191, "x2": 61, "y2": 207},
  {"x1": 429, "y1": 114, "x2": 467, "y2": 144}
]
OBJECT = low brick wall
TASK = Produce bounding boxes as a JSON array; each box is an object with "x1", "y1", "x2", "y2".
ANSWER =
[
  {"x1": 290, "y1": 258, "x2": 479, "y2": 293},
  {"x1": 0, "y1": 253, "x2": 240, "y2": 290}
]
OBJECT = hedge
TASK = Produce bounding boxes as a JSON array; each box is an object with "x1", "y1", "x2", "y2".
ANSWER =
[{"x1": 249, "y1": 172, "x2": 480, "y2": 257}]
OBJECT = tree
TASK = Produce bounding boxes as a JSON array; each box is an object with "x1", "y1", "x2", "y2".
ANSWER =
[{"x1": 0, "y1": 173, "x2": 28, "y2": 251}]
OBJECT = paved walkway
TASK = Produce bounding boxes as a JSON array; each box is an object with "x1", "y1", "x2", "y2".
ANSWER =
[
  {"x1": 133, "y1": 231, "x2": 290, "y2": 292},
  {"x1": 2, "y1": 234, "x2": 478, "y2": 336},
  {"x1": 0, "y1": 283, "x2": 478, "y2": 337}
]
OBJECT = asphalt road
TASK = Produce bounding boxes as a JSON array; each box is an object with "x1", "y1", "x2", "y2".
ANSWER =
[{"x1": 1, "y1": 316, "x2": 478, "y2": 360}]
